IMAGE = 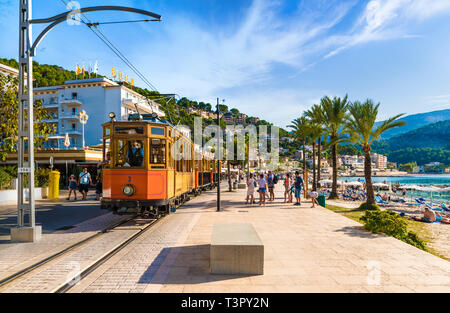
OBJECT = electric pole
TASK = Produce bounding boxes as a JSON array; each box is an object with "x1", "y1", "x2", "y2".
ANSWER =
[{"x1": 216, "y1": 98, "x2": 221, "y2": 212}]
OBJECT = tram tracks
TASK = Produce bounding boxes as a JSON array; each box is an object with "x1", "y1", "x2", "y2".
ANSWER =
[
  {"x1": 0, "y1": 185, "x2": 218, "y2": 293},
  {"x1": 55, "y1": 218, "x2": 160, "y2": 293},
  {"x1": 0, "y1": 215, "x2": 151, "y2": 292}
]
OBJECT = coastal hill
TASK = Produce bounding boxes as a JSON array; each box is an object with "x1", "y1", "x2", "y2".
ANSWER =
[
  {"x1": 375, "y1": 109, "x2": 450, "y2": 139},
  {"x1": 372, "y1": 120, "x2": 450, "y2": 166},
  {"x1": 374, "y1": 120, "x2": 450, "y2": 150}
]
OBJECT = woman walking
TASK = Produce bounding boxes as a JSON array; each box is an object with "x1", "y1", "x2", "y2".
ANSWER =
[
  {"x1": 246, "y1": 173, "x2": 256, "y2": 205},
  {"x1": 257, "y1": 174, "x2": 268, "y2": 206}
]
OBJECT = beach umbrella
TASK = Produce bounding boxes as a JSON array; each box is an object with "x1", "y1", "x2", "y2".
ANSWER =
[
  {"x1": 318, "y1": 179, "x2": 332, "y2": 184},
  {"x1": 373, "y1": 182, "x2": 388, "y2": 187},
  {"x1": 398, "y1": 185, "x2": 417, "y2": 190},
  {"x1": 344, "y1": 181, "x2": 363, "y2": 186},
  {"x1": 64, "y1": 133, "x2": 70, "y2": 149}
]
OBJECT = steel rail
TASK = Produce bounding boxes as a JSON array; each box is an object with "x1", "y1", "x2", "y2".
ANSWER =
[{"x1": 0, "y1": 215, "x2": 135, "y2": 289}]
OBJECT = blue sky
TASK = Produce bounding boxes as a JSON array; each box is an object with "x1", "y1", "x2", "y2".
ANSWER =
[{"x1": 1, "y1": 0, "x2": 450, "y2": 128}]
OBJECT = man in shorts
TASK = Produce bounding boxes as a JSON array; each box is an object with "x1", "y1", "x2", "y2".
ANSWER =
[
  {"x1": 78, "y1": 168, "x2": 93, "y2": 200},
  {"x1": 294, "y1": 171, "x2": 305, "y2": 206},
  {"x1": 267, "y1": 171, "x2": 275, "y2": 202}
]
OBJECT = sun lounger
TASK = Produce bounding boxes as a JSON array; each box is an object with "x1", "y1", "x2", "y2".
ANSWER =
[
  {"x1": 441, "y1": 203, "x2": 450, "y2": 212},
  {"x1": 375, "y1": 195, "x2": 390, "y2": 207}
]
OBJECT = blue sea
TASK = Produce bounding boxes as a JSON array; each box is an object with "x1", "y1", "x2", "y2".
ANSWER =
[{"x1": 343, "y1": 174, "x2": 450, "y2": 204}]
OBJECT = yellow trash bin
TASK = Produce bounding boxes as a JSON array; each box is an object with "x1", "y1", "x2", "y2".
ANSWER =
[{"x1": 48, "y1": 170, "x2": 60, "y2": 200}]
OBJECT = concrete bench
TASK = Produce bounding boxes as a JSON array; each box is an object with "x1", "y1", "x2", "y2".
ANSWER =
[{"x1": 210, "y1": 223, "x2": 264, "y2": 275}]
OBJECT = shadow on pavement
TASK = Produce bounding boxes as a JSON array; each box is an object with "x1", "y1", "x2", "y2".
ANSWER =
[
  {"x1": 334, "y1": 226, "x2": 381, "y2": 238},
  {"x1": 0, "y1": 194, "x2": 109, "y2": 242},
  {"x1": 140, "y1": 244, "x2": 255, "y2": 285}
]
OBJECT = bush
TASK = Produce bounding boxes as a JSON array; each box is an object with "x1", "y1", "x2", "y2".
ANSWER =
[
  {"x1": 360, "y1": 210, "x2": 427, "y2": 251},
  {"x1": 35, "y1": 168, "x2": 52, "y2": 187},
  {"x1": 359, "y1": 202, "x2": 380, "y2": 211},
  {"x1": 0, "y1": 168, "x2": 12, "y2": 190}
]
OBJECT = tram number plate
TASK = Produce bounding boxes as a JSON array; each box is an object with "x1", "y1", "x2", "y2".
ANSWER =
[{"x1": 18, "y1": 167, "x2": 31, "y2": 173}]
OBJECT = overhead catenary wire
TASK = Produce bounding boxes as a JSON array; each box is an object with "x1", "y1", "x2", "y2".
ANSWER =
[
  {"x1": 57, "y1": 0, "x2": 178, "y2": 125},
  {"x1": 58, "y1": 0, "x2": 159, "y2": 92}
]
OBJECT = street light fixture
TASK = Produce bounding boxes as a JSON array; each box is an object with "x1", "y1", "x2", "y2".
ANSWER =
[
  {"x1": 78, "y1": 110, "x2": 89, "y2": 149},
  {"x1": 13, "y1": 0, "x2": 162, "y2": 242}
]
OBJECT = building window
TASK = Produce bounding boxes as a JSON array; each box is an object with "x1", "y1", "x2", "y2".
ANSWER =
[
  {"x1": 72, "y1": 123, "x2": 76, "y2": 130},
  {"x1": 72, "y1": 92, "x2": 77, "y2": 99}
]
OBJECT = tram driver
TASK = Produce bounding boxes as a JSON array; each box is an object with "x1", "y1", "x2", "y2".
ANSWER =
[{"x1": 124, "y1": 140, "x2": 144, "y2": 167}]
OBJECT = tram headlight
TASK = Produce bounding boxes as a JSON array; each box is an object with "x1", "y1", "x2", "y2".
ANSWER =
[{"x1": 122, "y1": 184, "x2": 135, "y2": 196}]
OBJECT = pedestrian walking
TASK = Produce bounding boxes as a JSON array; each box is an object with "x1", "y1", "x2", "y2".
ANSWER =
[
  {"x1": 257, "y1": 174, "x2": 268, "y2": 206},
  {"x1": 78, "y1": 168, "x2": 93, "y2": 200},
  {"x1": 284, "y1": 173, "x2": 292, "y2": 203},
  {"x1": 67, "y1": 174, "x2": 77, "y2": 200},
  {"x1": 293, "y1": 171, "x2": 305, "y2": 206},
  {"x1": 246, "y1": 173, "x2": 256, "y2": 205},
  {"x1": 267, "y1": 171, "x2": 275, "y2": 202}
]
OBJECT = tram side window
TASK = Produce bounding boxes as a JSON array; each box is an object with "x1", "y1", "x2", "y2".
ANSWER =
[
  {"x1": 115, "y1": 139, "x2": 144, "y2": 168},
  {"x1": 168, "y1": 142, "x2": 173, "y2": 169},
  {"x1": 150, "y1": 139, "x2": 166, "y2": 165}
]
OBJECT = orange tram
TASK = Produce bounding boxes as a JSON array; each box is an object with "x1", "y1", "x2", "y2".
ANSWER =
[{"x1": 100, "y1": 113, "x2": 220, "y2": 218}]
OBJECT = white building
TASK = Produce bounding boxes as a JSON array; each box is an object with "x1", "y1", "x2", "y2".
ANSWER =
[
  {"x1": 34, "y1": 78, "x2": 165, "y2": 148},
  {"x1": 0, "y1": 63, "x2": 29, "y2": 83}
]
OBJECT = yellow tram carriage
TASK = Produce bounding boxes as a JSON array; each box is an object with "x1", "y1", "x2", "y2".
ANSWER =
[{"x1": 100, "y1": 113, "x2": 219, "y2": 217}]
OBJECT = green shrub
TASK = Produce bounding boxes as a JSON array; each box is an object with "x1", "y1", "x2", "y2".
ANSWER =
[
  {"x1": 360, "y1": 210, "x2": 427, "y2": 251},
  {"x1": 359, "y1": 202, "x2": 380, "y2": 211},
  {"x1": 35, "y1": 168, "x2": 52, "y2": 187},
  {"x1": 0, "y1": 168, "x2": 12, "y2": 190}
]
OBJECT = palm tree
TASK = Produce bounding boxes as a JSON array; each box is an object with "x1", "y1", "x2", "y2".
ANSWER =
[
  {"x1": 304, "y1": 104, "x2": 326, "y2": 191},
  {"x1": 347, "y1": 100, "x2": 406, "y2": 207},
  {"x1": 288, "y1": 117, "x2": 311, "y2": 182},
  {"x1": 321, "y1": 95, "x2": 350, "y2": 199}
]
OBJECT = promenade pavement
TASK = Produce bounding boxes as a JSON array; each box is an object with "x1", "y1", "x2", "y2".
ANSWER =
[{"x1": 67, "y1": 183, "x2": 450, "y2": 293}]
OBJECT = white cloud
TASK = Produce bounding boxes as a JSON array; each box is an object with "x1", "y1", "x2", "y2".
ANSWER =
[
  {"x1": 128, "y1": 0, "x2": 450, "y2": 126},
  {"x1": 134, "y1": 0, "x2": 354, "y2": 97},
  {"x1": 325, "y1": 0, "x2": 450, "y2": 58}
]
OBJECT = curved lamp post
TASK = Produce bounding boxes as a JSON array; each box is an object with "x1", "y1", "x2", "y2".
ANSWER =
[{"x1": 14, "y1": 0, "x2": 161, "y2": 242}]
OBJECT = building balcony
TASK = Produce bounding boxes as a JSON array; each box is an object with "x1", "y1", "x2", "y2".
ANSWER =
[
  {"x1": 60, "y1": 99, "x2": 82, "y2": 106},
  {"x1": 60, "y1": 114, "x2": 80, "y2": 120},
  {"x1": 43, "y1": 102, "x2": 59, "y2": 109},
  {"x1": 62, "y1": 129, "x2": 82, "y2": 136}
]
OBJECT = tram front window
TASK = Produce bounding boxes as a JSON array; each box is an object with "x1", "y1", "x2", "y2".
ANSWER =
[{"x1": 115, "y1": 139, "x2": 144, "y2": 168}]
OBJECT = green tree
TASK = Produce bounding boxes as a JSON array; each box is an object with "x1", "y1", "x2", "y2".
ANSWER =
[
  {"x1": 321, "y1": 95, "x2": 350, "y2": 199},
  {"x1": 288, "y1": 117, "x2": 311, "y2": 183},
  {"x1": 0, "y1": 73, "x2": 56, "y2": 161},
  {"x1": 346, "y1": 100, "x2": 406, "y2": 207},
  {"x1": 304, "y1": 103, "x2": 326, "y2": 191}
]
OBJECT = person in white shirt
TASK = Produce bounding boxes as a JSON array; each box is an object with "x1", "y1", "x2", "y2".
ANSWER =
[
  {"x1": 309, "y1": 190, "x2": 319, "y2": 208},
  {"x1": 257, "y1": 174, "x2": 268, "y2": 206},
  {"x1": 246, "y1": 173, "x2": 256, "y2": 205}
]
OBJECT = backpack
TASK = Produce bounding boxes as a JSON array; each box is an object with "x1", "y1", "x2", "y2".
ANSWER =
[{"x1": 273, "y1": 175, "x2": 278, "y2": 184}]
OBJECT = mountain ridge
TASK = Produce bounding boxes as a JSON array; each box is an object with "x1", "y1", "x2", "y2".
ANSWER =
[{"x1": 375, "y1": 108, "x2": 450, "y2": 139}]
